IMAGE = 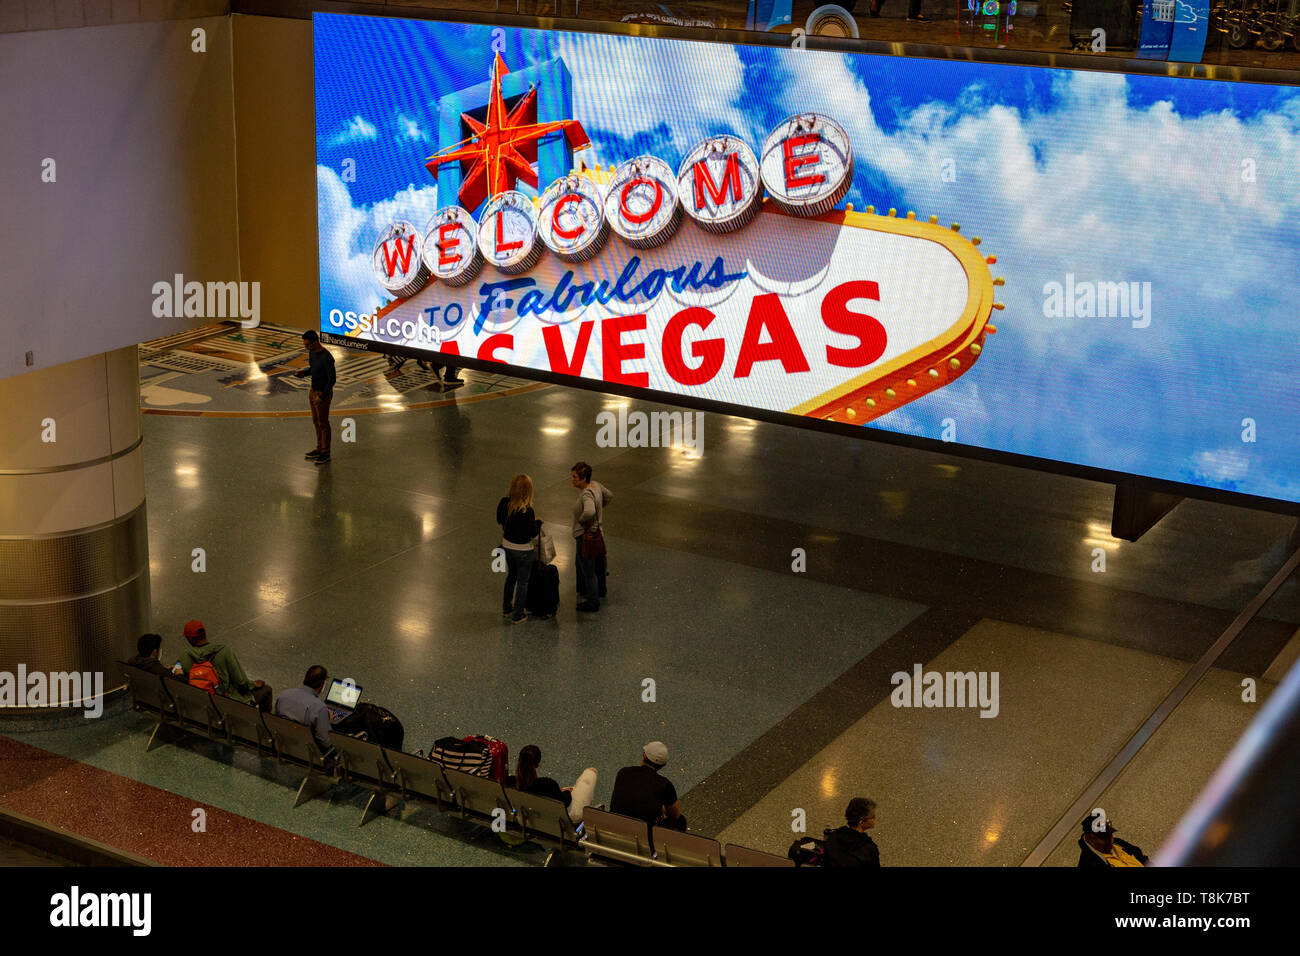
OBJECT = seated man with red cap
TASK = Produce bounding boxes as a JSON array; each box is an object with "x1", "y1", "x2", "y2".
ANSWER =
[{"x1": 178, "y1": 620, "x2": 273, "y2": 712}]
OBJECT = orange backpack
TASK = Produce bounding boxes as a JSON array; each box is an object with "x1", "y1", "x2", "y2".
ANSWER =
[{"x1": 188, "y1": 659, "x2": 221, "y2": 696}]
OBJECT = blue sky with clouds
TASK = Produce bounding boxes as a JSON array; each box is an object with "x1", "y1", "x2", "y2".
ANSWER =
[{"x1": 315, "y1": 13, "x2": 1300, "y2": 504}]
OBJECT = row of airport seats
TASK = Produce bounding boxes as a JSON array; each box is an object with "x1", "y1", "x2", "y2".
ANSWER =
[{"x1": 121, "y1": 665, "x2": 793, "y2": 867}]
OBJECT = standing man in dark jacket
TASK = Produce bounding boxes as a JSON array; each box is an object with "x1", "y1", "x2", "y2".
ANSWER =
[
  {"x1": 825, "y1": 797, "x2": 881, "y2": 867},
  {"x1": 295, "y1": 330, "x2": 337, "y2": 464}
]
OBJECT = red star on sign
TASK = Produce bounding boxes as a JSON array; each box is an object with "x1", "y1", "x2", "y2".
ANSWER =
[{"x1": 425, "y1": 53, "x2": 591, "y2": 212}]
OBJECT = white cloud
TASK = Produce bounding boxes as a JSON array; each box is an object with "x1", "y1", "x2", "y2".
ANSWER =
[
  {"x1": 1191, "y1": 447, "x2": 1251, "y2": 483},
  {"x1": 317, "y1": 166, "x2": 439, "y2": 315},
  {"x1": 766, "y1": 61, "x2": 1300, "y2": 313},
  {"x1": 396, "y1": 112, "x2": 430, "y2": 144},
  {"x1": 558, "y1": 33, "x2": 761, "y2": 158},
  {"x1": 770, "y1": 46, "x2": 886, "y2": 164},
  {"x1": 329, "y1": 115, "x2": 379, "y2": 147},
  {"x1": 760, "y1": 59, "x2": 1300, "y2": 497}
]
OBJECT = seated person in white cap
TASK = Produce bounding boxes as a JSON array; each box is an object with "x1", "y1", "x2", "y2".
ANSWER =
[{"x1": 610, "y1": 741, "x2": 684, "y2": 840}]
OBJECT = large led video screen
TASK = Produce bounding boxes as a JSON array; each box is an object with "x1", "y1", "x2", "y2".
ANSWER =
[{"x1": 314, "y1": 13, "x2": 1300, "y2": 506}]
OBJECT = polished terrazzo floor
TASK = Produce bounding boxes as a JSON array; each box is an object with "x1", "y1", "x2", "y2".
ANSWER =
[{"x1": 3, "y1": 353, "x2": 1297, "y2": 866}]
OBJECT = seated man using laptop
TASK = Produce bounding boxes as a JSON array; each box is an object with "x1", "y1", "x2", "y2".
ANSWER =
[{"x1": 273, "y1": 665, "x2": 338, "y2": 754}]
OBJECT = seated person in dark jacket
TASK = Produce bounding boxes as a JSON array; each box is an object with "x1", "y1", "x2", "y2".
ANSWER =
[
  {"x1": 127, "y1": 633, "x2": 184, "y2": 680},
  {"x1": 506, "y1": 745, "x2": 570, "y2": 806},
  {"x1": 610, "y1": 741, "x2": 684, "y2": 840},
  {"x1": 825, "y1": 797, "x2": 881, "y2": 867},
  {"x1": 1077, "y1": 815, "x2": 1147, "y2": 867}
]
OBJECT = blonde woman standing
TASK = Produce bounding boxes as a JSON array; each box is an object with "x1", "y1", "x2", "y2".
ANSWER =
[{"x1": 497, "y1": 474, "x2": 541, "y2": 624}]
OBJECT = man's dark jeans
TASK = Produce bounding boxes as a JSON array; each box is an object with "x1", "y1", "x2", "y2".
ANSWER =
[{"x1": 575, "y1": 538, "x2": 599, "y2": 607}]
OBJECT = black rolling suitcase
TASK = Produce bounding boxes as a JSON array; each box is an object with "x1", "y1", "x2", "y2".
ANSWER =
[
  {"x1": 1069, "y1": 0, "x2": 1139, "y2": 48},
  {"x1": 527, "y1": 562, "x2": 560, "y2": 619}
]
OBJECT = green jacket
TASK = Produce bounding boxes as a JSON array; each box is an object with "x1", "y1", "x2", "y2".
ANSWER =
[{"x1": 181, "y1": 642, "x2": 255, "y2": 703}]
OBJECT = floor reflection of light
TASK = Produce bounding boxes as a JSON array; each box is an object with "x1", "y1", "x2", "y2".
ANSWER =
[
  {"x1": 396, "y1": 616, "x2": 429, "y2": 641},
  {"x1": 820, "y1": 769, "x2": 837, "y2": 799},
  {"x1": 257, "y1": 579, "x2": 286, "y2": 609},
  {"x1": 421, "y1": 512, "x2": 436, "y2": 538},
  {"x1": 982, "y1": 806, "x2": 1007, "y2": 850},
  {"x1": 542, "y1": 416, "x2": 573, "y2": 437},
  {"x1": 174, "y1": 464, "x2": 199, "y2": 490},
  {"x1": 1203, "y1": 820, "x2": 1231, "y2": 849},
  {"x1": 877, "y1": 490, "x2": 907, "y2": 518},
  {"x1": 245, "y1": 361, "x2": 266, "y2": 382},
  {"x1": 934, "y1": 464, "x2": 961, "y2": 478},
  {"x1": 381, "y1": 402, "x2": 405, "y2": 411},
  {"x1": 1085, "y1": 521, "x2": 1121, "y2": 550}
]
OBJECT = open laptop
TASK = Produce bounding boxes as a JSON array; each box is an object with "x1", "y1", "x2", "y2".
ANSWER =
[{"x1": 323, "y1": 678, "x2": 362, "y2": 724}]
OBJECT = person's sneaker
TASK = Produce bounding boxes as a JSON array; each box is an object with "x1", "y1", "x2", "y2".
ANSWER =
[
  {"x1": 314, "y1": 453, "x2": 331, "y2": 465},
  {"x1": 443, "y1": 375, "x2": 465, "y2": 386},
  {"x1": 503, "y1": 609, "x2": 514, "y2": 618},
  {"x1": 907, "y1": 13, "x2": 928, "y2": 20},
  {"x1": 577, "y1": 601, "x2": 600, "y2": 613},
  {"x1": 511, "y1": 611, "x2": 530, "y2": 624},
  {"x1": 305, "y1": 449, "x2": 323, "y2": 459}
]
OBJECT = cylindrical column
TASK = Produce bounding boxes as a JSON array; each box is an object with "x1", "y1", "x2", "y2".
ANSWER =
[{"x1": 0, "y1": 347, "x2": 149, "y2": 717}]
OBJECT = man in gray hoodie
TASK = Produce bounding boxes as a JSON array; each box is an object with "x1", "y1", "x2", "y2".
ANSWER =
[{"x1": 570, "y1": 461, "x2": 613, "y2": 613}]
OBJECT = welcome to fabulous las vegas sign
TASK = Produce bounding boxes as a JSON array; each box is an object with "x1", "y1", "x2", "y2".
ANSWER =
[{"x1": 326, "y1": 52, "x2": 1002, "y2": 426}]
